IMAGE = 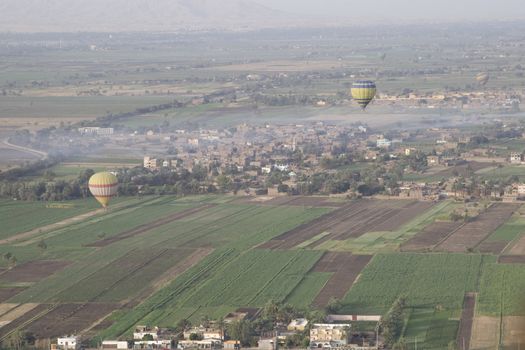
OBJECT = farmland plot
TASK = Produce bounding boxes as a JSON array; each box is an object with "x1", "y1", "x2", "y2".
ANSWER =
[
  {"x1": 97, "y1": 249, "x2": 240, "y2": 338},
  {"x1": 285, "y1": 272, "x2": 332, "y2": 308},
  {"x1": 53, "y1": 248, "x2": 192, "y2": 302},
  {"x1": 0, "y1": 199, "x2": 101, "y2": 239},
  {"x1": 0, "y1": 288, "x2": 26, "y2": 303},
  {"x1": 437, "y1": 203, "x2": 520, "y2": 253},
  {"x1": 498, "y1": 255, "x2": 525, "y2": 264},
  {"x1": 238, "y1": 196, "x2": 346, "y2": 208},
  {"x1": 182, "y1": 249, "x2": 323, "y2": 307},
  {"x1": 260, "y1": 200, "x2": 434, "y2": 249},
  {"x1": 0, "y1": 304, "x2": 51, "y2": 339},
  {"x1": 478, "y1": 263, "x2": 525, "y2": 315},
  {"x1": 87, "y1": 204, "x2": 216, "y2": 247},
  {"x1": 311, "y1": 252, "x2": 372, "y2": 307},
  {"x1": 0, "y1": 260, "x2": 70, "y2": 283},
  {"x1": 24, "y1": 303, "x2": 119, "y2": 339},
  {"x1": 401, "y1": 221, "x2": 462, "y2": 252},
  {"x1": 343, "y1": 253, "x2": 491, "y2": 314},
  {"x1": 43, "y1": 197, "x2": 199, "y2": 247}
]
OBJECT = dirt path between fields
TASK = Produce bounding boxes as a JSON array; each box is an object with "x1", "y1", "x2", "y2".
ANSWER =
[{"x1": 457, "y1": 293, "x2": 476, "y2": 350}]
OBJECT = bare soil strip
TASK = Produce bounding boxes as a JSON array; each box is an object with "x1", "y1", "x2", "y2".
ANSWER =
[
  {"x1": 0, "y1": 260, "x2": 71, "y2": 283},
  {"x1": 477, "y1": 241, "x2": 509, "y2": 254},
  {"x1": 86, "y1": 204, "x2": 216, "y2": 247},
  {"x1": 437, "y1": 203, "x2": 520, "y2": 253},
  {"x1": 457, "y1": 293, "x2": 476, "y2": 350},
  {"x1": 498, "y1": 255, "x2": 525, "y2": 264},
  {"x1": 261, "y1": 196, "x2": 346, "y2": 207},
  {"x1": 312, "y1": 252, "x2": 372, "y2": 308},
  {"x1": 0, "y1": 288, "x2": 26, "y2": 303},
  {"x1": 401, "y1": 221, "x2": 463, "y2": 252},
  {"x1": 24, "y1": 303, "x2": 119, "y2": 339}
]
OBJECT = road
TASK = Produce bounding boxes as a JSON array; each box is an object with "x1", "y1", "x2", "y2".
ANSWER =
[{"x1": 1, "y1": 137, "x2": 48, "y2": 160}]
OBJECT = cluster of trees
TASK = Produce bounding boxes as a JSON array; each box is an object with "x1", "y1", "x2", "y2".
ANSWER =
[
  {"x1": 252, "y1": 93, "x2": 317, "y2": 107},
  {"x1": 0, "y1": 168, "x2": 93, "y2": 201},
  {"x1": 380, "y1": 297, "x2": 406, "y2": 348},
  {"x1": 0, "y1": 157, "x2": 61, "y2": 182}
]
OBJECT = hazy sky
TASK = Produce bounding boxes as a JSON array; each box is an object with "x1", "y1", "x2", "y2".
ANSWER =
[{"x1": 256, "y1": 0, "x2": 525, "y2": 22}]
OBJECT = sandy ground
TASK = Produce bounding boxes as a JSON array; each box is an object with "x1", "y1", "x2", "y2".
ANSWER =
[
  {"x1": 0, "y1": 304, "x2": 19, "y2": 319},
  {"x1": 503, "y1": 317, "x2": 525, "y2": 349},
  {"x1": 470, "y1": 316, "x2": 500, "y2": 350},
  {"x1": 0, "y1": 303, "x2": 39, "y2": 327},
  {"x1": 507, "y1": 234, "x2": 525, "y2": 255}
]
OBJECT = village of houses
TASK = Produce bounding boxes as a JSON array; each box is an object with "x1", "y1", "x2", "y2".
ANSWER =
[
  {"x1": 78, "y1": 110, "x2": 525, "y2": 203},
  {"x1": 53, "y1": 313, "x2": 382, "y2": 350}
]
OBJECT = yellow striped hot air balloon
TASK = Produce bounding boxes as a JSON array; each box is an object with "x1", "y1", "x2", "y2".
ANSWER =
[
  {"x1": 476, "y1": 72, "x2": 489, "y2": 86},
  {"x1": 351, "y1": 80, "x2": 376, "y2": 110},
  {"x1": 88, "y1": 172, "x2": 118, "y2": 208}
]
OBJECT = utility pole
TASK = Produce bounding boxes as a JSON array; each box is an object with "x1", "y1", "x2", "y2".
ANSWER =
[{"x1": 375, "y1": 323, "x2": 380, "y2": 350}]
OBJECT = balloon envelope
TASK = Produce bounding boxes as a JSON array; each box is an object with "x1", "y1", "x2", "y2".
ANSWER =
[
  {"x1": 88, "y1": 172, "x2": 118, "y2": 208},
  {"x1": 351, "y1": 80, "x2": 377, "y2": 109},
  {"x1": 476, "y1": 72, "x2": 489, "y2": 85}
]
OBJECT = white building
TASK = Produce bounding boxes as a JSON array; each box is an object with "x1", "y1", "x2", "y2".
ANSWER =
[
  {"x1": 133, "y1": 325, "x2": 159, "y2": 340},
  {"x1": 517, "y1": 184, "x2": 525, "y2": 196},
  {"x1": 510, "y1": 152, "x2": 522, "y2": 164},
  {"x1": 144, "y1": 157, "x2": 161, "y2": 170},
  {"x1": 274, "y1": 164, "x2": 289, "y2": 172},
  {"x1": 134, "y1": 339, "x2": 172, "y2": 349},
  {"x1": 183, "y1": 326, "x2": 222, "y2": 341},
  {"x1": 376, "y1": 138, "x2": 392, "y2": 148},
  {"x1": 288, "y1": 318, "x2": 309, "y2": 331},
  {"x1": 177, "y1": 339, "x2": 222, "y2": 350},
  {"x1": 56, "y1": 336, "x2": 80, "y2": 350},
  {"x1": 78, "y1": 127, "x2": 114, "y2": 136},
  {"x1": 102, "y1": 340, "x2": 129, "y2": 349},
  {"x1": 262, "y1": 166, "x2": 272, "y2": 174},
  {"x1": 310, "y1": 324, "x2": 350, "y2": 349}
]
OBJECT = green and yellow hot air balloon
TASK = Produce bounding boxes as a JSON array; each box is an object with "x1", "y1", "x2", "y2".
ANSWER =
[
  {"x1": 88, "y1": 172, "x2": 118, "y2": 208},
  {"x1": 351, "y1": 80, "x2": 376, "y2": 110}
]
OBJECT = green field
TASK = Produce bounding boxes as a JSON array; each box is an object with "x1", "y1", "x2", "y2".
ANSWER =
[
  {"x1": 0, "y1": 192, "x2": 520, "y2": 349},
  {"x1": 342, "y1": 253, "x2": 493, "y2": 314},
  {"x1": 477, "y1": 263, "x2": 525, "y2": 316},
  {"x1": 285, "y1": 272, "x2": 332, "y2": 308},
  {"x1": 476, "y1": 164, "x2": 525, "y2": 181},
  {"x1": 0, "y1": 193, "x2": 521, "y2": 349},
  {"x1": 486, "y1": 213, "x2": 525, "y2": 242},
  {"x1": 0, "y1": 96, "x2": 175, "y2": 120},
  {"x1": 0, "y1": 198, "x2": 102, "y2": 238},
  {"x1": 7, "y1": 197, "x2": 329, "y2": 308},
  {"x1": 403, "y1": 308, "x2": 459, "y2": 350}
]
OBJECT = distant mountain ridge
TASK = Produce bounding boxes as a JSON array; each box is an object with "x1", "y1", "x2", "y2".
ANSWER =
[{"x1": 0, "y1": 0, "x2": 295, "y2": 32}]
